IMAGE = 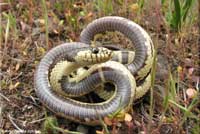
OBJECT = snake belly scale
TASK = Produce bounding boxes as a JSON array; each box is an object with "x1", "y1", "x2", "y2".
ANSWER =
[{"x1": 34, "y1": 16, "x2": 154, "y2": 125}]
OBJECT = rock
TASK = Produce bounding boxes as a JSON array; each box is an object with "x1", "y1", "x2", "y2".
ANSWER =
[
  {"x1": 76, "y1": 125, "x2": 88, "y2": 134},
  {"x1": 186, "y1": 88, "x2": 197, "y2": 99},
  {"x1": 156, "y1": 54, "x2": 168, "y2": 81}
]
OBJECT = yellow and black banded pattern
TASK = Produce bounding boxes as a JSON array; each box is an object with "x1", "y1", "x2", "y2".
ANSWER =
[{"x1": 34, "y1": 16, "x2": 154, "y2": 125}]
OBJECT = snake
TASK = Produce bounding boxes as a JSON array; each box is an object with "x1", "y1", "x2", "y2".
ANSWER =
[
  {"x1": 79, "y1": 16, "x2": 154, "y2": 100},
  {"x1": 34, "y1": 16, "x2": 154, "y2": 125}
]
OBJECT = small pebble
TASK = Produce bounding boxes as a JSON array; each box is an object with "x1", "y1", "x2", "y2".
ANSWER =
[
  {"x1": 186, "y1": 88, "x2": 197, "y2": 99},
  {"x1": 77, "y1": 125, "x2": 88, "y2": 134}
]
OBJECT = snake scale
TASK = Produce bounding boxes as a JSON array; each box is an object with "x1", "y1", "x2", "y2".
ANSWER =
[{"x1": 34, "y1": 16, "x2": 154, "y2": 125}]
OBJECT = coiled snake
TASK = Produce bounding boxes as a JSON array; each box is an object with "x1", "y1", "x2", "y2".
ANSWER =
[{"x1": 34, "y1": 16, "x2": 154, "y2": 125}]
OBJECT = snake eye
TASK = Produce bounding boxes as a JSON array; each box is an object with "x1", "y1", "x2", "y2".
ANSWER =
[{"x1": 92, "y1": 48, "x2": 99, "y2": 54}]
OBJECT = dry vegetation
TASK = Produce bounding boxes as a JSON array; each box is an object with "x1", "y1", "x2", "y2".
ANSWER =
[{"x1": 0, "y1": 0, "x2": 199, "y2": 134}]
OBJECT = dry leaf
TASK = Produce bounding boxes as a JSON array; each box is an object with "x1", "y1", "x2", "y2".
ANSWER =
[
  {"x1": 177, "y1": 66, "x2": 182, "y2": 73},
  {"x1": 73, "y1": 2, "x2": 84, "y2": 8},
  {"x1": 53, "y1": 29, "x2": 59, "y2": 34},
  {"x1": 175, "y1": 38, "x2": 179, "y2": 45},
  {"x1": 38, "y1": 19, "x2": 45, "y2": 25},
  {"x1": 134, "y1": 120, "x2": 141, "y2": 127},
  {"x1": 37, "y1": 47, "x2": 46, "y2": 55},
  {"x1": 188, "y1": 68, "x2": 194, "y2": 75},
  {"x1": 20, "y1": 21, "x2": 30, "y2": 32},
  {"x1": 186, "y1": 88, "x2": 197, "y2": 99},
  {"x1": 104, "y1": 117, "x2": 112, "y2": 126},
  {"x1": 124, "y1": 113, "x2": 132, "y2": 122},
  {"x1": 0, "y1": 1, "x2": 10, "y2": 11},
  {"x1": 9, "y1": 83, "x2": 14, "y2": 90},
  {"x1": 9, "y1": 82, "x2": 20, "y2": 90},
  {"x1": 65, "y1": 10, "x2": 71, "y2": 17},
  {"x1": 140, "y1": 131, "x2": 145, "y2": 134},
  {"x1": 130, "y1": 3, "x2": 139, "y2": 12},
  {"x1": 184, "y1": 58, "x2": 193, "y2": 67},
  {"x1": 15, "y1": 63, "x2": 20, "y2": 71},
  {"x1": 23, "y1": 51, "x2": 27, "y2": 56},
  {"x1": 96, "y1": 130, "x2": 104, "y2": 134},
  {"x1": 14, "y1": 82, "x2": 20, "y2": 88},
  {"x1": 85, "y1": 12, "x2": 93, "y2": 18},
  {"x1": 115, "y1": 111, "x2": 126, "y2": 121}
]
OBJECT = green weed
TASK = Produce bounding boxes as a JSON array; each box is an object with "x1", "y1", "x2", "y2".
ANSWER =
[
  {"x1": 4, "y1": 13, "x2": 10, "y2": 46},
  {"x1": 160, "y1": 70, "x2": 200, "y2": 131},
  {"x1": 191, "y1": 122, "x2": 200, "y2": 134},
  {"x1": 42, "y1": 117, "x2": 58, "y2": 134},
  {"x1": 98, "y1": 116, "x2": 110, "y2": 134},
  {"x1": 63, "y1": 1, "x2": 82, "y2": 32},
  {"x1": 95, "y1": 0, "x2": 113, "y2": 16},
  {"x1": 1, "y1": 12, "x2": 17, "y2": 57},
  {"x1": 41, "y1": 0, "x2": 49, "y2": 49},
  {"x1": 137, "y1": 0, "x2": 145, "y2": 9},
  {"x1": 54, "y1": 1, "x2": 64, "y2": 12},
  {"x1": 165, "y1": 0, "x2": 196, "y2": 31},
  {"x1": 2, "y1": 12, "x2": 18, "y2": 41},
  {"x1": 97, "y1": 96, "x2": 124, "y2": 134},
  {"x1": 67, "y1": 15, "x2": 79, "y2": 32},
  {"x1": 42, "y1": 116, "x2": 83, "y2": 134},
  {"x1": 147, "y1": 47, "x2": 157, "y2": 131},
  {"x1": 161, "y1": 0, "x2": 166, "y2": 5}
]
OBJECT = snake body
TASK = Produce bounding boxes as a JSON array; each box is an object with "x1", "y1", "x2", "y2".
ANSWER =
[
  {"x1": 79, "y1": 16, "x2": 154, "y2": 100},
  {"x1": 34, "y1": 16, "x2": 154, "y2": 125}
]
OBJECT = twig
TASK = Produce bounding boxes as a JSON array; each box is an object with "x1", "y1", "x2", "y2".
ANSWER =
[
  {"x1": 196, "y1": 77, "x2": 199, "y2": 91},
  {"x1": 141, "y1": 103, "x2": 151, "y2": 122},
  {"x1": 0, "y1": 3, "x2": 9, "y2": 6},
  {"x1": 99, "y1": 116, "x2": 110, "y2": 134},
  {"x1": 0, "y1": 93, "x2": 10, "y2": 102},
  {"x1": 183, "y1": 88, "x2": 189, "y2": 134},
  {"x1": 29, "y1": 118, "x2": 45, "y2": 124},
  {"x1": 0, "y1": 95, "x2": 4, "y2": 128},
  {"x1": 53, "y1": 126, "x2": 83, "y2": 134},
  {"x1": 8, "y1": 114, "x2": 23, "y2": 132},
  {"x1": 11, "y1": 72, "x2": 23, "y2": 81},
  {"x1": 29, "y1": 95, "x2": 39, "y2": 104},
  {"x1": 141, "y1": 117, "x2": 147, "y2": 134},
  {"x1": 41, "y1": 0, "x2": 49, "y2": 49},
  {"x1": 95, "y1": 108, "x2": 110, "y2": 134},
  {"x1": 0, "y1": 52, "x2": 32, "y2": 62},
  {"x1": 4, "y1": 12, "x2": 10, "y2": 53}
]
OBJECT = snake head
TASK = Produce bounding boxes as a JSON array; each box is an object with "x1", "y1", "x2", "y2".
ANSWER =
[{"x1": 74, "y1": 47, "x2": 113, "y2": 65}]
